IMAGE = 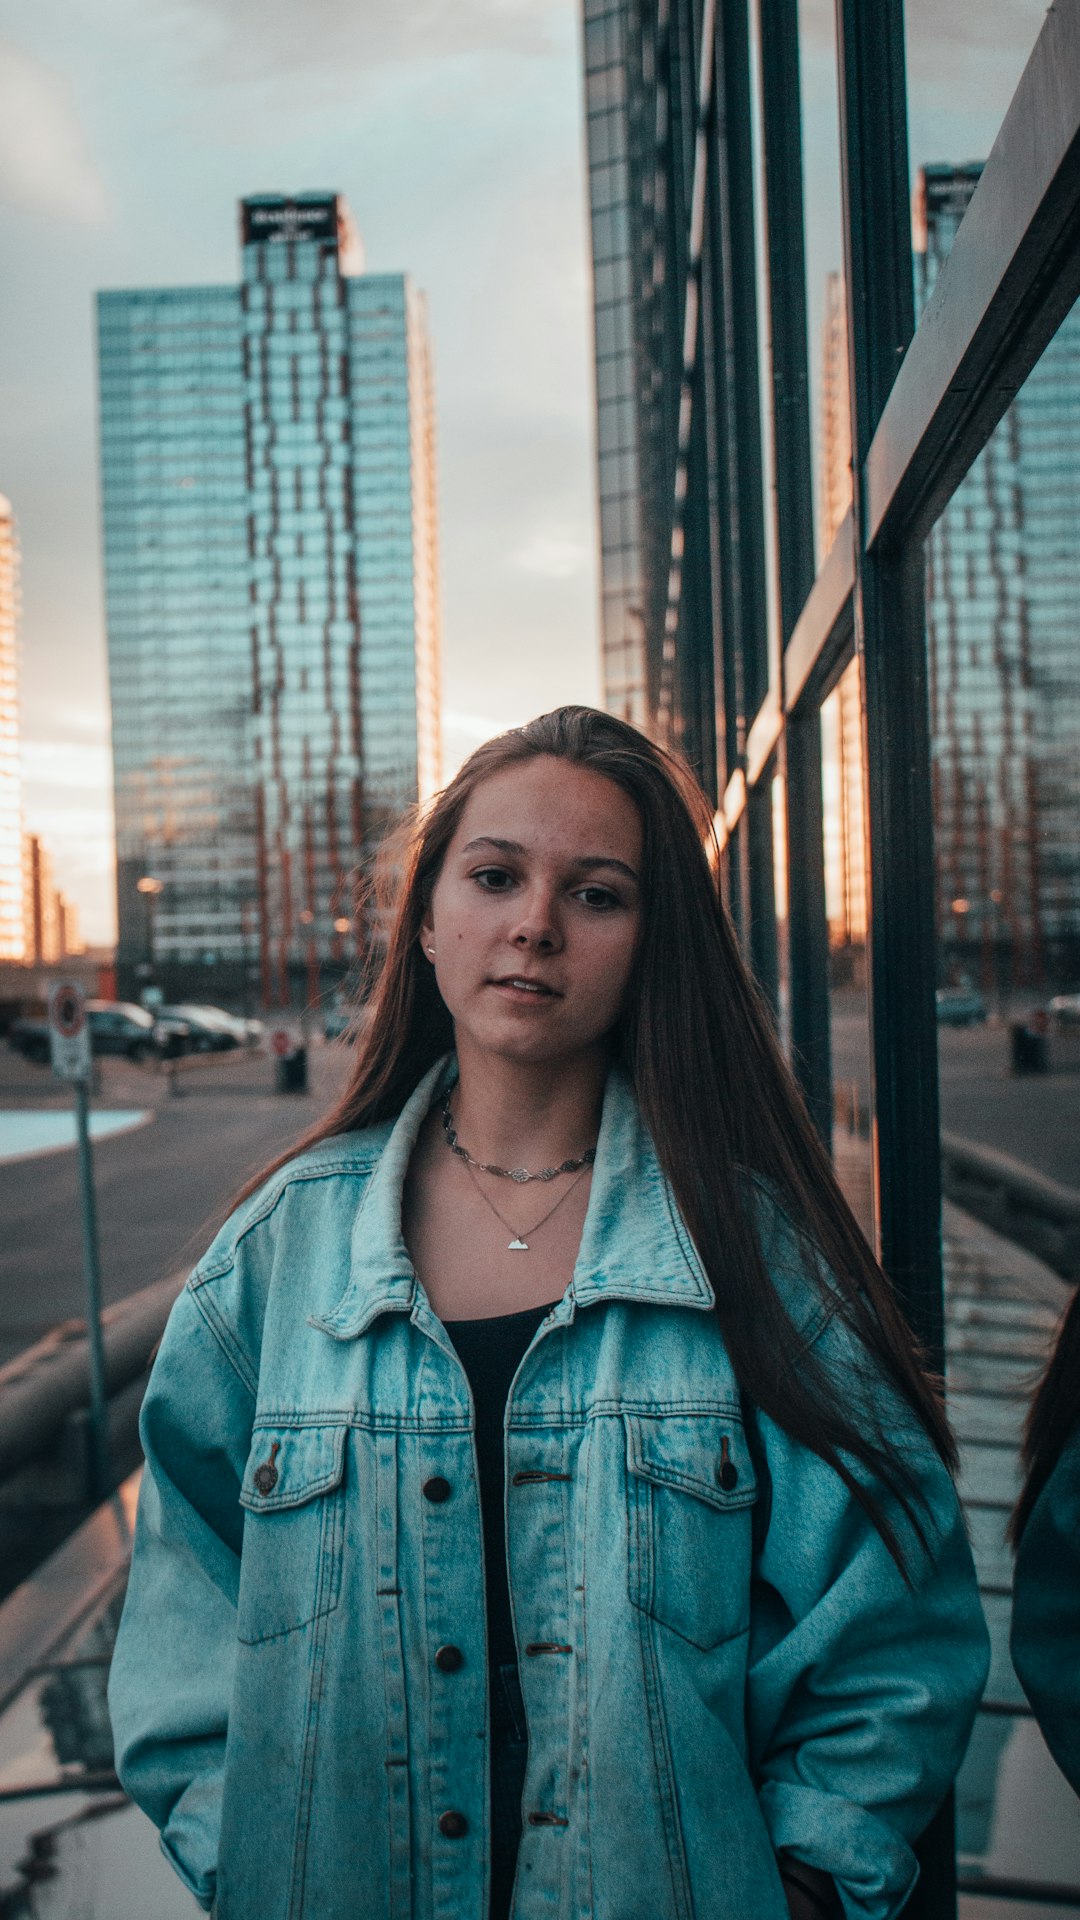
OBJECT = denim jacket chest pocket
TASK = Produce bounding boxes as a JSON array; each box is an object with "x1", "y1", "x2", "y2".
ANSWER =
[
  {"x1": 236, "y1": 1422, "x2": 349, "y2": 1645},
  {"x1": 625, "y1": 1411, "x2": 758, "y2": 1650}
]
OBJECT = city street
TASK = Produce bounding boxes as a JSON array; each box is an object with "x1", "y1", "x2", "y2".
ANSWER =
[
  {"x1": 830, "y1": 994, "x2": 1080, "y2": 1190},
  {"x1": 1, "y1": 1009, "x2": 1076, "y2": 1370},
  {"x1": 0, "y1": 1040, "x2": 352, "y2": 1368}
]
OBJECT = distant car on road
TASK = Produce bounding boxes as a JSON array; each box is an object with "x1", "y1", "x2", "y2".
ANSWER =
[
  {"x1": 157, "y1": 1004, "x2": 243, "y2": 1053},
  {"x1": 935, "y1": 988, "x2": 988, "y2": 1027},
  {"x1": 8, "y1": 999, "x2": 158, "y2": 1064},
  {"x1": 1049, "y1": 992, "x2": 1080, "y2": 1027}
]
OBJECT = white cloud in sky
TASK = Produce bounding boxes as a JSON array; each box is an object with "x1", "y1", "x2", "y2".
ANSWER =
[
  {"x1": 0, "y1": 39, "x2": 108, "y2": 224},
  {"x1": 512, "y1": 531, "x2": 591, "y2": 580},
  {"x1": 182, "y1": 0, "x2": 562, "y2": 86}
]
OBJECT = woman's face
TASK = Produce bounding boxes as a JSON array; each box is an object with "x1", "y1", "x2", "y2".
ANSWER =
[{"x1": 422, "y1": 755, "x2": 643, "y2": 1069}]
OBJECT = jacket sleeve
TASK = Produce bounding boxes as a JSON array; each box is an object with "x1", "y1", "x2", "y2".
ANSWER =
[
  {"x1": 744, "y1": 1305, "x2": 990, "y2": 1920},
  {"x1": 108, "y1": 1275, "x2": 255, "y2": 1913},
  {"x1": 1010, "y1": 1427, "x2": 1080, "y2": 1795}
]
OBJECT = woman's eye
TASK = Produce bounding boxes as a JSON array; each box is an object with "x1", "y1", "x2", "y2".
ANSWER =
[
  {"x1": 472, "y1": 867, "x2": 514, "y2": 891},
  {"x1": 577, "y1": 886, "x2": 619, "y2": 910}
]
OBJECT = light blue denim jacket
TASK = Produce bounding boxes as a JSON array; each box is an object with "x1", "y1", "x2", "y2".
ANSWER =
[{"x1": 109, "y1": 1054, "x2": 989, "y2": 1920}]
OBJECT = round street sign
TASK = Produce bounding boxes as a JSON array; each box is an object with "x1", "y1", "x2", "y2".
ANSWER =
[
  {"x1": 52, "y1": 983, "x2": 85, "y2": 1039},
  {"x1": 271, "y1": 1028, "x2": 292, "y2": 1058},
  {"x1": 49, "y1": 979, "x2": 92, "y2": 1082}
]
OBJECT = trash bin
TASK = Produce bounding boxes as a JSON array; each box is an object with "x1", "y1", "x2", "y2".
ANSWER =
[
  {"x1": 275, "y1": 1045, "x2": 308, "y2": 1094},
  {"x1": 1010, "y1": 1021, "x2": 1048, "y2": 1074}
]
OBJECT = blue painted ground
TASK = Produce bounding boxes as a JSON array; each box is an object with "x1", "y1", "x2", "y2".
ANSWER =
[{"x1": 0, "y1": 1110, "x2": 152, "y2": 1166}]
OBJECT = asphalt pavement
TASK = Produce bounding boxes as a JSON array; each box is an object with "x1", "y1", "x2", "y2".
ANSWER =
[
  {"x1": 0, "y1": 1040, "x2": 352, "y2": 1368},
  {"x1": 829, "y1": 992, "x2": 1080, "y2": 1190},
  {"x1": 1, "y1": 1005, "x2": 1076, "y2": 1369}
]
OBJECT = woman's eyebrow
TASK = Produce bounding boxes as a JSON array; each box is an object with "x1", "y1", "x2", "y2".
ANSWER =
[{"x1": 460, "y1": 836, "x2": 639, "y2": 883}]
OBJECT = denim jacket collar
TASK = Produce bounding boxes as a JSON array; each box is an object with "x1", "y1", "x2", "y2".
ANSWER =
[{"x1": 311, "y1": 1051, "x2": 715, "y2": 1341}]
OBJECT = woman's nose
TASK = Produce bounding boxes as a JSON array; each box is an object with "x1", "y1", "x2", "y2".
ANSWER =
[{"x1": 510, "y1": 897, "x2": 562, "y2": 951}]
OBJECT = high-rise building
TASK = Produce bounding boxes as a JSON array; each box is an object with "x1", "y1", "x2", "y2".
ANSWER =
[
  {"x1": 99, "y1": 193, "x2": 441, "y2": 1006},
  {"x1": 0, "y1": 496, "x2": 23, "y2": 962},
  {"x1": 582, "y1": 0, "x2": 648, "y2": 732},
  {"x1": 917, "y1": 163, "x2": 1080, "y2": 992}
]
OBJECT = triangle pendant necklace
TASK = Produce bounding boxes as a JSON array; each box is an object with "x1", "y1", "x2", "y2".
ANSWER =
[{"x1": 458, "y1": 1154, "x2": 591, "y2": 1255}]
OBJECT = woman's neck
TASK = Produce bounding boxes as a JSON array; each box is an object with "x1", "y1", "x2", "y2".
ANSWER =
[{"x1": 449, "y1": 1039, "x2": 608, "y2": 1173}]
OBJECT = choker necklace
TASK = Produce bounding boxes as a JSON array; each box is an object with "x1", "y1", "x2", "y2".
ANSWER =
[
  {"x1": 460, "y1": 1153, "x2": 591, "y2": 1251},
  {"x1": 440, "y1": 1088, "x2": 597, "y2": 1185}
]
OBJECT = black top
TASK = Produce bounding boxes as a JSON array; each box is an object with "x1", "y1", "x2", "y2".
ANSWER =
[{"x1": 443, "y1": 1300, "x2": 557, "y2": 1671}]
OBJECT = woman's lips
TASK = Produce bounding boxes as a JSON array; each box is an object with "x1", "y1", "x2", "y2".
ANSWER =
[{"x1": 489, "y1": 978, "x2": 560, "y2": 1003}]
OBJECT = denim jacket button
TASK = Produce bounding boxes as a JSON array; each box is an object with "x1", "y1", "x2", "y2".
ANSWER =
[
  {"x1": 435, "y1": 1643, "x2": 464, "y2": 1672},
  {"x1": 438, "y1": 1809, "x2": 468, "y2": 1838},
  {"x1": 718, "y1": 1460, "x2": 738, "y2": 1491},
  {"x1": 422, "y1": 1475, "x2": 452, "y2": 1503}
]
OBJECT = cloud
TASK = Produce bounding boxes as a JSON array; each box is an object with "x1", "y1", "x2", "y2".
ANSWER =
[
  {"x1": 796, "y1": 0, "x2": 1045, "y2": 56},
  {"x1": 181, "y1": 0, "x2": 563, "y2": 88},
  {"x1": 0, "y1": 39, "x2": 108, "y2": 224},
  {"x1": 512, "y1": 531, "x2": 591, "y2": 580}
]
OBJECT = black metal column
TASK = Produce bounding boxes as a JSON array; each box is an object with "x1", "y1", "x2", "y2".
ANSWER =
[
  {"x1": 707, "y1": 0, "x2": 775, "y2": 998},
  {"x1": 835, "y1": 2, "x2": 950, "y2": 1909},
  {"x1": 756, "y1": 0, "x2": 832, "y2": 1136}
]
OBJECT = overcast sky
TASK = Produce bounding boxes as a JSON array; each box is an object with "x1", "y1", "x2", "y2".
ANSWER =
[{"x1": 0, "y1": 0, "x2": 1048, "y2": 942}]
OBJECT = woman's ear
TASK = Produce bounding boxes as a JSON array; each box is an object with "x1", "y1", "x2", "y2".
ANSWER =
[{"x1": 419, "y1": 918, "x2": 436, "y2": 961}]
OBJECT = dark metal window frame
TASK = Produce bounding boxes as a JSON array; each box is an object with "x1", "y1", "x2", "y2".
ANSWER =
[{"x1": 585, "y1": 3, "x2": 1080, "y2": 1912}]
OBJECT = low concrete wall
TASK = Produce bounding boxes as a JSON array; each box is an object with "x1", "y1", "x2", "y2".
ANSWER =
[
  {"x1": 940, "y1": 1131, "x2": 1080, "y2": 1283},
  {"x1": 0, "y1": 1273, "x2": 184, "y2": 1494}
]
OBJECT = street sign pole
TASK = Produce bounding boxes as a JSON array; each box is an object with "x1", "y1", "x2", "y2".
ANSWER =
[
  {"x1": 73, "y1": 1074, "x2": 110, "y2": 1500},
  {"x1": 48, "y1": 980, "x2": 110, "y2": 1501}
]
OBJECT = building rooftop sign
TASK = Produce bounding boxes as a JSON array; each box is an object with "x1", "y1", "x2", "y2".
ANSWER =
[{"x1": 241, "y1": 196, "x2": 339, "y2": 247}]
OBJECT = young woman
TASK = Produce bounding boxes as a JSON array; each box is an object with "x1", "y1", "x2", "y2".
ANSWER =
[
  {"x1": 1011, "y1": 1286, "x2": 1080, "y2": 1796},
  {"x1": 109, "y1": 706, "x2": 989, "y2": 1920}
]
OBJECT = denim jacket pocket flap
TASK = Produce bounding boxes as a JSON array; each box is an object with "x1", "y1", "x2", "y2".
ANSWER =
[
  {"x1": 240, "y1": 1422, "x2": 348, "y2": 1515},
  {"x1": 236, "y1": 1424, "x2": 349, "y2": 1645},
  {"x1": 625, "y1": 1412, "x2": 758, "y2": 1512},
  {"x1": 625, "y1": 1413, "x2": 757, "y2": 1649}
]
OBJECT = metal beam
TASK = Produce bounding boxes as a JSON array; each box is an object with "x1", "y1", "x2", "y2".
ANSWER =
[
  {"x1": 782, "y1": 509, "x2": 855, "y2": 714},
  {"x1": 756, "y1": 0, "x2": 833, "y2": 1137},
  {"x1": 864, "y1": 0, "x2": 1080, "y2": 549},
  {"x1": 836, "y1": 11, "x2": 951, "y2": 1912}
]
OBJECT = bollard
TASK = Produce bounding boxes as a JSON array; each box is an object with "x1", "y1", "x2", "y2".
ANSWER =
[
  {"x1": 275, "y1": 1045, "x2": 308, "y2": 1094},
  {"x1": 1010, "y1": 1020, "x2": 1048, "y2": 1075}
]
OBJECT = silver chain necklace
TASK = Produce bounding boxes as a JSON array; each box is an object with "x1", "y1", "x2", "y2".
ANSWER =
[
  {"x1": 440, "y1": 1088, "x2": 596, "y2": 1184},
  {"x1": 459, "y1": 1152, "x2": 591, "y2": 1251}
]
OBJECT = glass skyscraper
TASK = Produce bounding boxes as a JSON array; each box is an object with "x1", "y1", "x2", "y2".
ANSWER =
[
  {"x1": 917, "y1": 164, "x2": 1080, "y2": 994},
  {"x1": 0, "y1": 495, "x2": 22, "y2": 962},
  {"x1": 99, "y1": 193, "x2": 441, "y2": 1006}
]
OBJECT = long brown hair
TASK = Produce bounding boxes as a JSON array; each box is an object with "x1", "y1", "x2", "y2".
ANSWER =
[
  {"x1": 251, "y1": 706, "x2": 956, "y2": 1570},
  {"x1": 1011, "y1": 1286, "x2": 1080, "y2": 1545}
]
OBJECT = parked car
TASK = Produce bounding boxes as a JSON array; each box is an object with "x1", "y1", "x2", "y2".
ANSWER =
[
  {"x1": 1049, "y1": 992, "x2": 1080, "y2": 1028},
  {"x1": 85, "y1": 1000, "x2": 158, "y2": 1059},
  {"x1": 935, "y1": 987, "x2": 988, "y2": 1026},
  {"x1": 8, "y1": 1015, "x2": 50, "y2": 1064},
  {"x1": 152, "y1": 1013, "x2": 193, "y2": 1059},
  {"x1": 157, "y1": 1004, "x2": 242, "y2": 1053},
  {"x1": 9, "y1": 1000, "x2": 158, "y2": 1064}
]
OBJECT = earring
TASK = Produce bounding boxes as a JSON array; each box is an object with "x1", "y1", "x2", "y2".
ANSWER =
[{"x1": 427, "y1": 946, "x2": 435, "y2": 956}]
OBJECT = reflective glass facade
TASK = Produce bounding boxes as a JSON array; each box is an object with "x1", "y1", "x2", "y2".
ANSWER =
[
  {"x1": 99, "y1": 194, "x2": 441, "y2": 1005},
  {"x1": 918, "y1": 165, "x2": 1080, "y2": 995},
  {"x1": 583, "y1": 0, "x2": 647, "y2": 729},
  {"x1": 581, "y1": 4, "x2": 1080, "y2": 1912},
  {"x1": 0, "y1": 494, "x2": 22, "y2": 961}
]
